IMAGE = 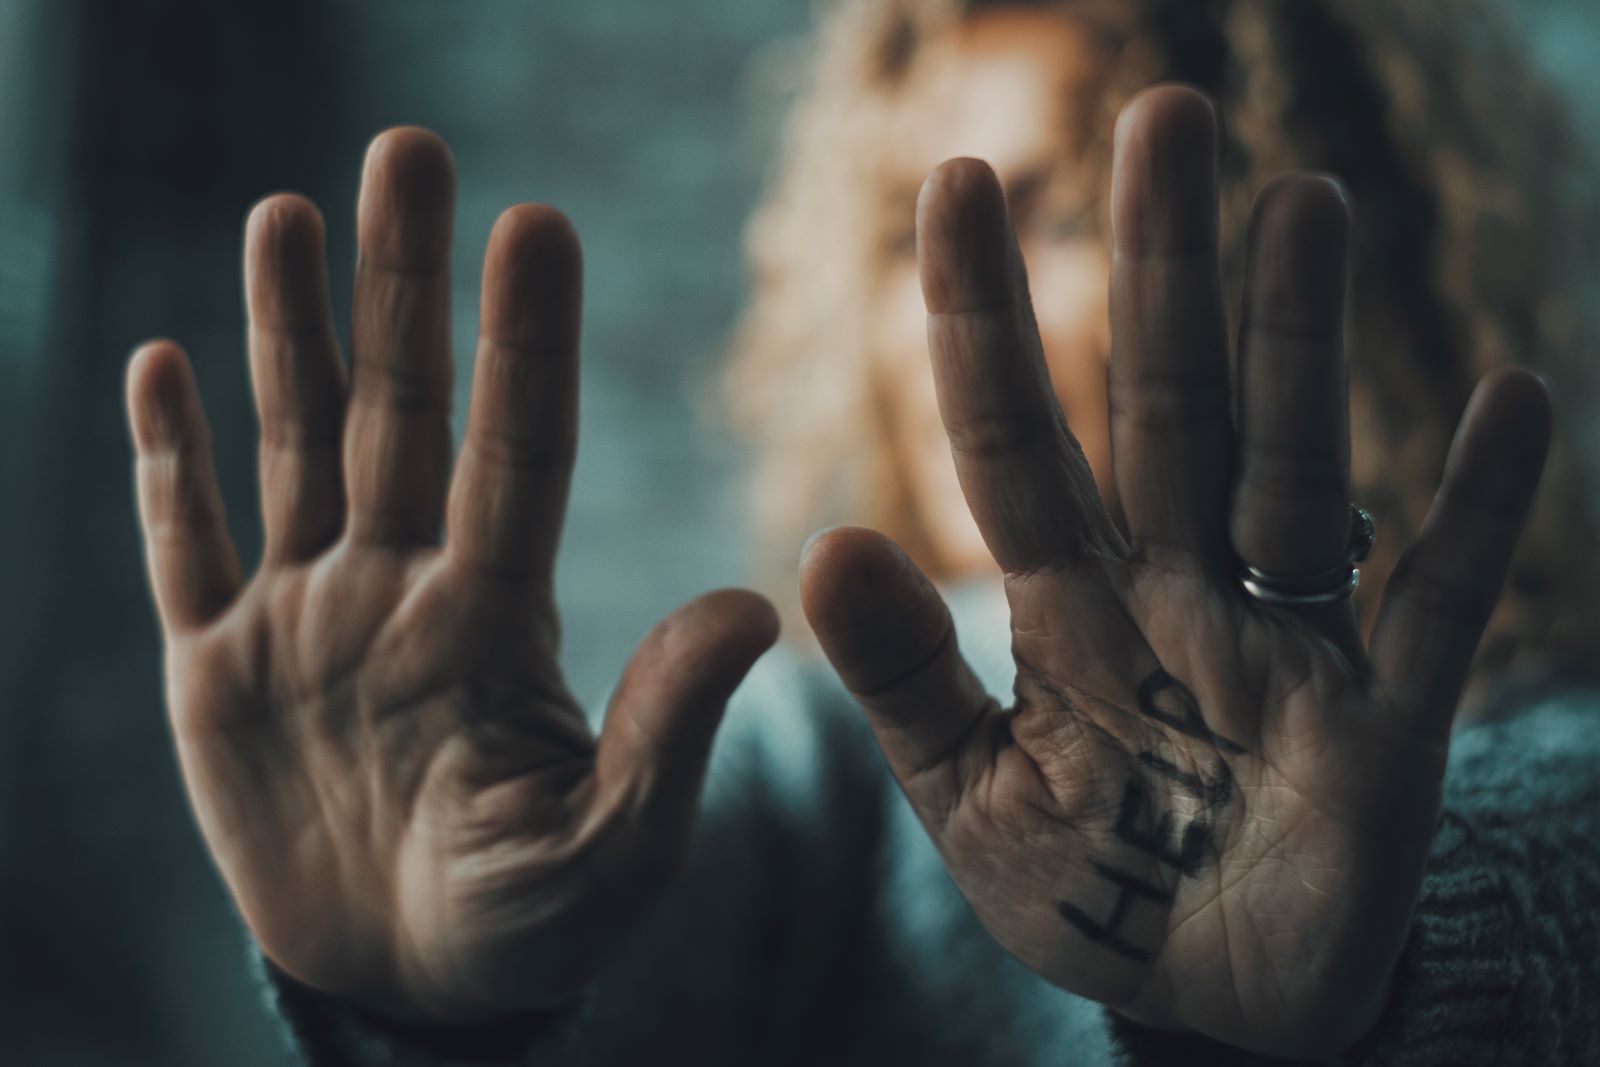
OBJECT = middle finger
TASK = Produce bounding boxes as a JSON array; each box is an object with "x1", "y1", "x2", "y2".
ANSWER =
[
  {"x1": 344, "y1": 126, "x2": 456, "y2": 547},
  {"x1": 1108, "y1": 86, "x2": 1233, "y2": 567}
]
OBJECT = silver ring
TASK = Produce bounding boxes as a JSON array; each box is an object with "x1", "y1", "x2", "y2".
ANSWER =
[{"x1": 1239, "y1": 504, "x2": 1374, "y2": 607}]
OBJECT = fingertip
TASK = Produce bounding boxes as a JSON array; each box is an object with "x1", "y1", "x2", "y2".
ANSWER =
[
  {"x1": 1243, "y1": 173, "x2": 1351, "y2": 331},
  {"x1": 1444, "y1": 367, "x2": 1553, "y2": 516},
  {"x1": 126, "y1": 339, "x2": 198, "y2": 450},
  {"x1": 363, "y1": 125, "x2": 457, "y2": 189},
  {"x1": 1481, "y1": 364, "x2": 1553, "y2": 417},
  {"x1": 797, "y1": 526, "x2": 833, "y2": 573},
  {"x1": 245, "y1": 192, "x2": 326, "y2": 261},
  {"x1": 481, "y1": 203, "x2": 583, "y2": 348},
  {"x1": 488, "y1": 203, "x2": 581, "y2": 263},
  {"x1": 1112, "y1": 83, "x2": 1219, "y2": 253},
  {"x1": 642, "y1": 588, "x2": 782, "y2": 704},
  {"x1": 691, "y1": 587, "x2": 781, "y2": 659},
  {"x1": 916, "y1": 157, "x2": 1002, "y2": 222},
  {"x1": 916, "y1": 157, "x2": 1014, "y2": 314},
  {"x1": 1252, "y1": 173, "x2": 1350, "y2": 244},
  {"x1": 128, "y1": 336, "x2": 188, "y2": 379},
  {"x1": 614, "y1": 588, "x2": 780, "y2": 761},
  {"x1": 1114, "y1": 83, "x2": 1217, "y2": 158},
  {"x1": 798, "y1": 525, "x2": 909, "y2": 621},
  {"x1": 798, "y1": 527, "x2": 949, "y2": 684},
  {"x1": 358, "y1": 126, "x2": 457, "y2": 268},
  {"x1": 1465, "y1": 366, "x2": 1553, "y2": 454},
  {"x1": 244, "y1": 194, "x2": 333, "y2": 333}
]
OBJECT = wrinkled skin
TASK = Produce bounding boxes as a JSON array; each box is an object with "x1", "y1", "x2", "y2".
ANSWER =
[
  {"x1": 800, "y1": 89, "x2": 1549, "y2": 1057},
  {"x1": 129, "y1": 87, "x2": 1549, "y2": 1057},
  {"x1": 128, "y1": 132, "x2": 777, "y2": 1021}
]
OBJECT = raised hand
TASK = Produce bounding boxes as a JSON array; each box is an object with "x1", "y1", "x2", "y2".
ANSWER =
[
  {"x1": 800, "y1": 86, "x2": 1551, "y2": 1057},
  {"x1": 126, "y1": 129, "x2": 777, "y2": 1023}
]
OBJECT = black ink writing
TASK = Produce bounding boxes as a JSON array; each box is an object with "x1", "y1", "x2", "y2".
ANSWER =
[
  {"x1": 1136, "y1": 671, "x2": 1246, "y2": 754},
  {"x1": 1056, "y1": 860, "x2": 1173, "y2": 963},
  {"x1": 1014, "y1": 656, "x2": 1080, "y2": 716},
  {"x1": 1113, "y1": 781, "x2": 1212, "y2": 875},
  {"x1": 1136, "y1": 749, "x2": 1233, "y2": 807},
  {"x1": 1018, "y1": 666, "x2": 1252, "y2": 958}
]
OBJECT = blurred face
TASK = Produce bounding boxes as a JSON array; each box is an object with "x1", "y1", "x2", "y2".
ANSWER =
[{"x1": 871, "y1": 10, "x2": 1117, "y2": 576}]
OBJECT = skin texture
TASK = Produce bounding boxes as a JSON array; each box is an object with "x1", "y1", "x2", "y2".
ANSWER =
[
  {"x1": 801, "y1": 87, "x2": 1550, "y2": 1057},
  {"x1": 127, "y1": 86, "x2": 1550, "y2": 1060},
  {"x1": 127, "y1": 130, "x2": 778, "y2": 1022}
]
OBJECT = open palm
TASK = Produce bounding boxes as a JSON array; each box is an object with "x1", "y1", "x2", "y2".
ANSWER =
[
  {"x1": 127, "y1": 129, "x2": 776, "y2": 1023},
  {"x1": 801, "y1": 87, "x2": 1550, "y2": 1058}
]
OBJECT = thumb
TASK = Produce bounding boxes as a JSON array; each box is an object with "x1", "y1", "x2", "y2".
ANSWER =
[
  {"x1": 800, "y1": 526, "x2": 999, "y2": 829},
  {"x1": 595, "y1": 588, "x2": 779, "y2": 859}
]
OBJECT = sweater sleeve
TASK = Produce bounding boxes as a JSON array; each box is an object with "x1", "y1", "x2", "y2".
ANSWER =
[{"x1": 1107, "y1": 698, "x2": 1600, "y2": 1066}]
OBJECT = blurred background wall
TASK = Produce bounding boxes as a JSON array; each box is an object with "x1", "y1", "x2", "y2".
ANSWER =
[{"x1": 0, "y1": 1, "x2": 1596, "y2": 1063}]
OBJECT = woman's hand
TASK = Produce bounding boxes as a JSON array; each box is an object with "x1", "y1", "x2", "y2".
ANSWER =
[
  {"x1": 800, "y1": 86, "x2": 1550, "y2": 1058},
  {"x1": 126, "y1": 129, "x2": 776, "y2": 1023}
]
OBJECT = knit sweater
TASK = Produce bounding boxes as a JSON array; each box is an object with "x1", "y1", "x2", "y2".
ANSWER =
[{"x1": 258, "y1": 583, "x2": 1600, "y2": 1065}]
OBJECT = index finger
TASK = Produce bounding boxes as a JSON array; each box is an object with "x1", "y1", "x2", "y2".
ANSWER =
[
  {"x1": 1107, "y1": 86, "x2": 1233, "y2": 565},
  {"x1": 918, "y1": 157, "x2": 1122, "y2": 575}
]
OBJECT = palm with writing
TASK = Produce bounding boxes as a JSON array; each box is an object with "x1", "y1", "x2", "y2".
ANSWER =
[
  {"x1": 127, "y1": 130, "x2": 777, "y2": 1022},
  {"x1": 801, "y1": 87, "x2": 1550, "y2": 1057}
]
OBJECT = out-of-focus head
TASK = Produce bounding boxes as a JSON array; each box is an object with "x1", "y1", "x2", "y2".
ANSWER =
[{"x1": 729, "y1": 0, "x2": 1600, "y2": 690}]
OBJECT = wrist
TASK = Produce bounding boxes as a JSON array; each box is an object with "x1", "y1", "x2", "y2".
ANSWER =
[
  {"x1": 345, "y1": 993, "x2": 578, "y2": 1060},
  {"x1": 266, "y1": 960, "x2": 584, "y2": 1063},
  {"x1": 1103, "y1": 958, "x2": 1401, "y2": 1062}
]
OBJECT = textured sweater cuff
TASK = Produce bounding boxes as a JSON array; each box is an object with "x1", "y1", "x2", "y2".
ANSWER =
[
  {"x1": 250, "y1": 946, "x2": 590, "y2": 1066},
  {"x1": 1336, "y1": 811, "x2": 1528, "y2": 1065}
]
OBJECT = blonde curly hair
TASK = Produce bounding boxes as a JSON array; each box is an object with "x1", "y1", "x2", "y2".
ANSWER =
[{"x1": 726, "y1": 0, "x2": 1600, "y2": 691}]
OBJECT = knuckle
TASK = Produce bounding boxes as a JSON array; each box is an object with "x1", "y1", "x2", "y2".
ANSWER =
[
  {"x1": 1108, "y1": 376, "x2": 1231, "y2": 431},
  {"x1": 462, "y1": 423, "x2": 575, "y2": 477},
  {"x1": 943, "y1": 408, "x2": 1059, "y2": 460}
]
